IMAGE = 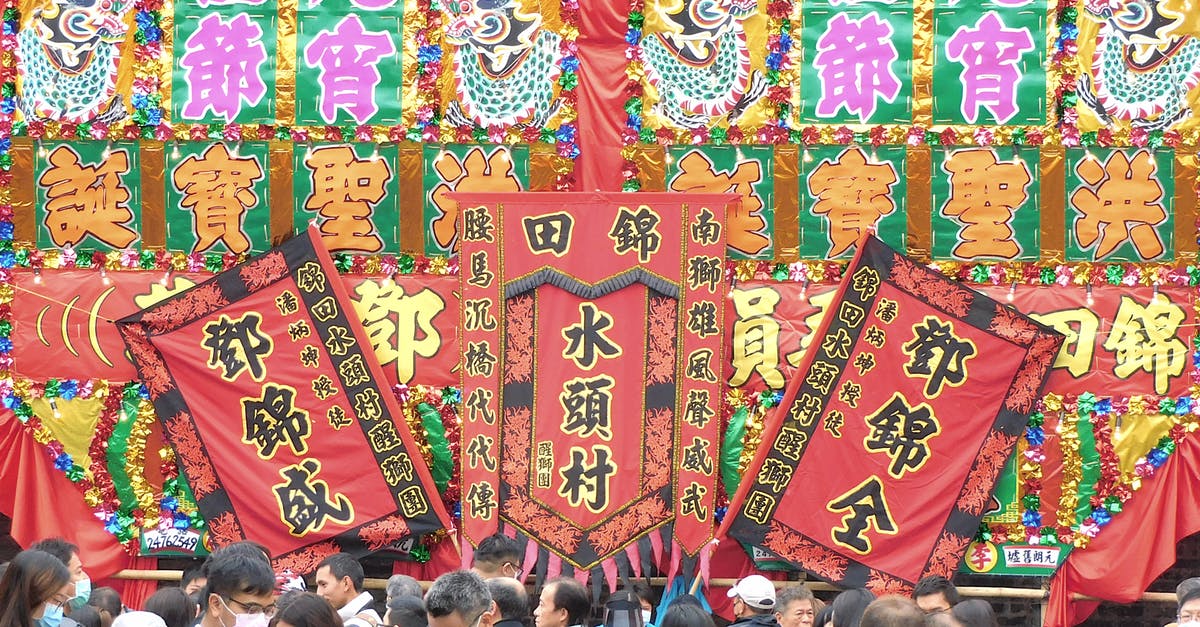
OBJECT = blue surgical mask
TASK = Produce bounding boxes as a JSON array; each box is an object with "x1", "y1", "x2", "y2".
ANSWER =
[
  {"x1": 67, "y1": 578, "x2": 91, "y2": 611},
  {"x1": 38, "y1": 603, "x2": 64, "y2": 627}
]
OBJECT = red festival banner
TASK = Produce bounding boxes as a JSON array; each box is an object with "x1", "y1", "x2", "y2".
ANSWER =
[
  {"x1": 456, "y1": 192, "x2": 735, "y2": 576},
  {"x1": 721, "y1": 235, "x2": 1064, "y2": 593},
  {"x1": 116, "y1": 228, "x2": 452, "y2": 570},
  {"x1": 723, "y1": 282, "x2": 1196, "y2": 398},
  {"x1": 14, "y1": 270, "x2": 459, "y2": 388}
]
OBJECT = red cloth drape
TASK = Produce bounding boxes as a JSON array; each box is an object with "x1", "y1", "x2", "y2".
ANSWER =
[
  {"x1": 575, "y1": 0, "x2": 629, "y2": 192},
  {"x1": 1045, "y1": 433, "x2": 1200, "y2": 626},
  {"x1": 0, "y1": 408, "x2": 157, "y2": 608}
]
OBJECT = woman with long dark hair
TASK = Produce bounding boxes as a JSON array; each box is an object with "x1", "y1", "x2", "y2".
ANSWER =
[{"x1": 0, "y1": 549, "x2": 73, "y2": 627}]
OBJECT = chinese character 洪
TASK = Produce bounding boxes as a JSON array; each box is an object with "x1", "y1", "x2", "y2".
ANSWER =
[{"x1": 1071, "y1": 150, "x2": 1167, "y2": 261}]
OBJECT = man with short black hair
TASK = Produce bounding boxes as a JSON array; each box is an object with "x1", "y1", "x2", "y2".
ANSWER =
[
  {"x1": 471, "y1": 535, "x2": 523, "y2": 581},
  {"x1": 533, "y1": 578, "x2": 588, "y2": 627},
  {"x1": 486, "y1": 577, "x2": 528, "y2": 627},
  {"x1": 426, "y1": 570, "x2": 498, "y2": 627},
  {"x1": 860, "y1": 597, "x2": 925, "y2": 627},
  {"x1": 911, "y1": 576, "x2": 958, "y2": 615},
  {"x1": 198, "y1": 551, "x2": 276, "y2": 627},
  {"x1": 182, "y1": 568, "x2": 208, "y2": 596},
  {"x1": 726, "y1": 575, "x2": 778, "y2": 627},
  {"x1": 315, "y1": 553, "x2": 380, "y2": 627}
]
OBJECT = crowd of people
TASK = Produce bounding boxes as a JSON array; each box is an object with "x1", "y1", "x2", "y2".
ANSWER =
[{"x1": 0, "y1": 534, "x2": 1195, "y2": 627}]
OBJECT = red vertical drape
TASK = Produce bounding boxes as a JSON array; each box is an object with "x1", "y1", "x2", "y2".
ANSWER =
[
  {"x1": 0, "y1": 409, "x2": 157, "y2": 609},
  {"x1": 575, "y1": 0, "x2": 630, "y2": 192},
  {"x1": 1046, "y1": 433, "x2": 1200, "y2": 626}
]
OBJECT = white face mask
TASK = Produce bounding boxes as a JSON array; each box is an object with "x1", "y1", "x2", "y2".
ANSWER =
[
  {"x1": 217, "y1": 598, "x2": 270, "y2": 627},
  {"x1": 1179, "y1": 622, "x2": 1200, "y2": 627},
  {"x1": 640, "y1": 610, "x2": 652, "y2": 625}
]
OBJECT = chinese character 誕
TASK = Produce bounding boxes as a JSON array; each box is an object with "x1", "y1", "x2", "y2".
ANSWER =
[
  {"x1": 609, "y1": 205, "x2": 662, "y2": 262},
  {"x1": 242, "y1": 384, "x2": 312, "y2": 459},
  {"x1": 903, "y1": 317, "x2": 977, "y2": 397},
  {"x1": 179, "y1": 13, "x2": 269, "y2": 120},
  {"x1": 1104, "y1": 294, "x2": 1188, "y2": 395},
  {"x1": 562, "y1": 303, "x2": 622, "y2": 370},
  {"x1": 864, "y1": 392, "x2": 940, "y2": 478},
  {"x1": 273, "y1": 459, "x2": 354, "y2": 536},
  {"x1": 202, "y1": 312, "x2": 273, "y2": 382},
  {"x1": 351, "y1": 281, "x2": 445, "y2": 385},
  {"x1": 1071, "y1": 150, "x2": 1166, "y2": 260},
  {"x1": 809, "y1": 147, "x2": 897, "y2": 256},
  {"x1": 523, "y1": 212, "x2": 575, "y2": 256},
  {"x1": 430, "y1": 148, "x2": 521, "y2": 251},
  {"x1": 944, "y1": 12, "x2": 1035, "y2": 124},
  {"x1": 669, "y1": 151, "x2": 768, "y2": 256},
  {"x1": 827, "y1": 476, "x2": 897, "y2": 554},
  {"x1": 559, "y1": 375, "x2": 615, "y2": 440},
  {"x1": 729, "y1": 287, "x2": 786, "y2": 389},
  {"x1": 558, "y1": 446, "x2": 617, "y2": 513},
  {"x1": 813, "y1": 13, "x2": 901, "y2": 122},
  {"x1": 39, "y1": 145, "x2": 138, "y2": 248},
  {"x1": 173, "y1": 143, "x2": 264, "y2": 254},
  {"x1": 303, "y1": 15, "x2": 397, "y2": 124},
  {"x1": 941, "y1": 149, "x2": 1031, "y2": 260},
  {"x1": 304, "y1": 146, "x2": 391, "y2": 252}
]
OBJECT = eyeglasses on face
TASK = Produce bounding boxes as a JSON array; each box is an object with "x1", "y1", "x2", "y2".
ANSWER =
[{"x1": 228, "y1": 598, "x2": 277, "y2": 616}]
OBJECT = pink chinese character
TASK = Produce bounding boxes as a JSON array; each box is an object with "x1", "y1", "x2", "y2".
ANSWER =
[
  {"x1": 179, "y1": 13, "x2": 269, "y2": 121},
  {"x1": 813, "y1": 12, "x2": 901, "y2": 122},
  {"x1": 945, "y1": 11, "x2": 1035, "y2": 124},
  {"x1": 303, "y1": 15, "x2": 397, "y2": 124}
]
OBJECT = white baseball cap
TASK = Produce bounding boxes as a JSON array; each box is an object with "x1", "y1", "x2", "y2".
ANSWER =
[{"x1": 726, "y1": 574, "x2": 776, "y2": 610}]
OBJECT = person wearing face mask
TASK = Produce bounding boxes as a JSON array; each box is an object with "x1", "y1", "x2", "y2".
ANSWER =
[
  {"x1": 198, "y1": 550, "x2": 277, "y2": 627},
  {"x1": 470, "y1": 535, "x2": 524, "y2": 581},
  {"x1": 630, "y1": 583, "x2": 655, "y2": 627},
  {"x1": 0, "y1": 549, "x2": 73, "y2": 627},
  {"x1": 32, "y1": 538, "x2": 92, "y2": 625}
]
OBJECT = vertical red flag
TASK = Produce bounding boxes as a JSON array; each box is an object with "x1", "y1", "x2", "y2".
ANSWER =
[
  {"x1": 456, "y1": 192, "x2": 734, "y2": 576},
  {"x1": 720, "y1": 234, "x2": 1063, "y2": 594},
  {"x1": 117, "y1": 227, "x2": 451, "y2": 572}
]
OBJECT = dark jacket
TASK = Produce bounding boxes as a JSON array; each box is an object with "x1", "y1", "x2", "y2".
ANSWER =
[{"x1": 730, "y1": 613, "x2": 780, "y2": 627}]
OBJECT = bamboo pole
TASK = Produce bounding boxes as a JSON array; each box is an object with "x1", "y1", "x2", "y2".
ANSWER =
[{"x1": 107, "y1": 570, "x2": 1178, "y2": 603}]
